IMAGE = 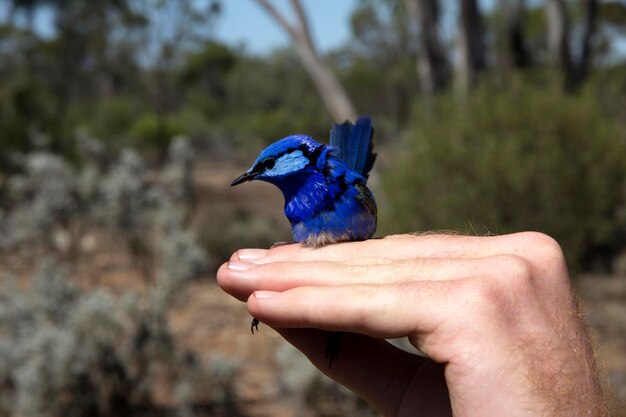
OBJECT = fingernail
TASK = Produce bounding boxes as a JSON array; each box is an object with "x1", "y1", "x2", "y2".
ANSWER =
[
  {"x1": 237, "y1": 249, "x2": 268, "y2": 261},
  {"x1": 254, "y1": 291, "x2": 278, "y2": 299},
  {"x1": 228, "y1": 261, "x2": 256, "y2": 271}
]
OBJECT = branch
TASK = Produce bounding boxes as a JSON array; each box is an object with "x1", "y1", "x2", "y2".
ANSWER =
[
  {"x1": 253, "y1": 0, "x2": 357, "y2": 121},
  {"x1": 254, "y1": 0, "x2": 300, "y2": 40},
  {"x1": 289, "y1": 0, "x2": 316, "y2": 54}
]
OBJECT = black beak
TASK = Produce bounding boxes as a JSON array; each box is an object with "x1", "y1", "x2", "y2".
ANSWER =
[{"x1": 230, "y1": 171, "x2": 256, "y2": 186}]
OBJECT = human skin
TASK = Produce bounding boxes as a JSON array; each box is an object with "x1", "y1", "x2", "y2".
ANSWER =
[{"x1": 217, "y1": 232, "x2": 609, "y2": 417}]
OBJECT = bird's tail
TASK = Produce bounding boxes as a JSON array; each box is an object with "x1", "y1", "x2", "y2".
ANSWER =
[{"x1": 329, "y1": 116, "x2": 376, "y2": 179}]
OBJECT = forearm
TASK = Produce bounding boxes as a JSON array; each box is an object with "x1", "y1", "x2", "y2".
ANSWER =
[{"x1": 525, "y1": 305, "x2": 608, "y2": 417}]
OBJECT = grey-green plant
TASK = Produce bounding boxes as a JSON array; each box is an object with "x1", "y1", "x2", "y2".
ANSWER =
[
  {"x1": 0, "y1": 137, "x2": 219, "y2": 415},
  {"x1": 161, "y1": 135, "x2": 196, "y2": 211},
  {"x1": 0, "y1": 152, "x2": 76, "y2": 249},
  {"x1": 0, "y1": 256, "x2": 219, "y2": 417},
  {"x1": 153, "y1": 203, "x2": 207, "y2": 311}
]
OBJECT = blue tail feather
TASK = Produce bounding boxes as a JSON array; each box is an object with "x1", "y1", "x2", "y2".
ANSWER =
[
  {"x1": 329, "y1": 121, "x2": 351, "y2": 163},
  {"x1": 329, "y1": 116, "x2": 376, "y2": 179}
]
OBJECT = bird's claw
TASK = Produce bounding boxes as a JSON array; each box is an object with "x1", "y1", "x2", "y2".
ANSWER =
[
  {"x1": 251, "y1": 318, "x2": 260, "y2": 334},
  {"x1": 324, "y1": 332, "x2": 341, "y2": 369}
]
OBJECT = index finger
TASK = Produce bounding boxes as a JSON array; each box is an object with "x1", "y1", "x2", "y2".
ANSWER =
[{"x1": 231, "y1": 233, "x2": 532, "y2": 264}]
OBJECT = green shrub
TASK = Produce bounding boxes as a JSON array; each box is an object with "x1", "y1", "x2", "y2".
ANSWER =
[
  {"x1": 129, "y1": 113, "x2": 186, "y2": 157},
  {"x1": 220, "y1": 50, "x2": 329, "y2": 146},
  {"x1": 0, "y1": 78, "x2": 56, "y2": 164},
  {"x1": 72, "y1": 95, "x2": 144, "y2": 143},
  {"x1": 381, "y1": 80, "x2": 626, "y2": 269}
]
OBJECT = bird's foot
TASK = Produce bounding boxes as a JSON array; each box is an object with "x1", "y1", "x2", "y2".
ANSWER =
[
  {"x1": 251, "y1": 318, "x2": 260, "y2": 334},
  {"x1": 324, "y1": 332, "x2": 342, "y2": 369}
]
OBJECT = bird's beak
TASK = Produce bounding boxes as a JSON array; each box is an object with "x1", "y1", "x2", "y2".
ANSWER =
[{"x1": 230, "y1": 170, "x2": 256, "y2": 186}]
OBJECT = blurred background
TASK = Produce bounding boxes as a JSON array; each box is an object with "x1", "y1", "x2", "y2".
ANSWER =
[{"x1": 0, "y1": 0, "x2": 625, "y2": 415}]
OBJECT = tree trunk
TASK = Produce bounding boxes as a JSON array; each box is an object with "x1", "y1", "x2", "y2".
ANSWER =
[
  {"x1": 501, "y1": 0, "x2": 531, "y2": 69},
  {"x1": 572, "y1": 0, "x2": 598, "y2": 87},
  {"x1": 545, "y1": 0, "x2": 573, "y2": 84},
  {"x1": 254, "y1": 0, "x2": 357, "y2": 122},
  {"x1": 407, "y1": 0, "x2": 449, "y2": 97},
  {"x1": 545, "y1": 0, "x2": 597, "y2": 90},
  {"x1": 457, "y1": 0, "x2": 486, "y2": 92}
]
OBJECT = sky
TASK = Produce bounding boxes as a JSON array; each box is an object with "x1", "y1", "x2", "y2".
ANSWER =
[
  {"x1": 213, "y1": 0, "x2": 497, "y2": 54},
  {"x1": 0, "y1": 0, "x2": 505, "y2": 56},
  {"x1": 0, "y1": 0, "x2": 359, "y2": 55},
  {"x1": 214, "y1": 0, "x2": 359, "y2": 54},
  {"x1": 11, "y1": 0, "x2": 624, "y2": 61}
]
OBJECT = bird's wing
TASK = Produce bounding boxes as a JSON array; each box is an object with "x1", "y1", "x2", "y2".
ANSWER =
[
  {"x1": 329, "y1": 117, "x2": 376, "y2": 180},
  {"x1": 354, "y1": 182, "x2": 378, "y2": 220}
]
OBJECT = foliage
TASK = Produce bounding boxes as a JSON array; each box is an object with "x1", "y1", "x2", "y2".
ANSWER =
[
  {"x1": 72, "y1": 96, "x2": 145, "y2": 145},
  {"x1": 199, "y1": 206, "x2": 289, "y2": 269},
  {"x1": 180, "y1": 41, "x2": 237, "y2": 115},
  {"x1": 0, "y1": 256, "x2": 230, "y2": 417},
  {"x1": 221, "y1": 50, "x2": 329, "y2": 143},
  {"x1": 128, "y1": 114, "x2": 186, "y2": 155},
  {"x1": 0, "y1": 78, "x2": 56, "y2": 163},
  {"x1": 0, "y1": 136, "x2": 240, "y2": 417},
  {"x1": 340, "y1": 0, "x2": 418, "y2": 124},
  {"x1": 0, "y1": 0, "x2": 221, "y2": 160},
  {"x1": 0, "y1": 152, "x2": 76, "y2": 249},
  {"x1": 0, "y1": 136, "x2": 206, "y2": 279},
  {"x1": 381, "y1": 78, "x2": 626, "y2": 268}
]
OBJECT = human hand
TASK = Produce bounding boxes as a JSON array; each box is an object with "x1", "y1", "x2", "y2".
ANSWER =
[{"x1": 218, "y1": 233, "x2": 608, "y2": 417}]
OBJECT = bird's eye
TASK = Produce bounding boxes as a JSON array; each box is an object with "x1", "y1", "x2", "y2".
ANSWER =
[{"x1": 262, "y1": 158, "x2": 276, "y2": 170}]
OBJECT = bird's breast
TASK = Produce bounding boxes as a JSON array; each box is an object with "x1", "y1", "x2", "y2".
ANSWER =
[
  {"x1": 286, "y1": 181, "x2": 377, "y2": 245},
  {"x1": 282, "y1": 171, "x2": 329, "y2": 223}
]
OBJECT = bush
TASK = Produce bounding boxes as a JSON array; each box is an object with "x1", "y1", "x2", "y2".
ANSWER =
[
  {"x1": 129, "y1": 114, "x2": 186, "y2": 157},
  {"x1": 381, "y1": 80, "x2": 626, "y2": 269},
  {"x1": 199, "y1": 207, "x2": 289, "y2": 269},
  {"x1": 0, "y1": 257, "x2": 225, "y2": 417},
  {"x1": 71, "y1": 96, "x2": 144, "y2": 146},
  {"x1": 220, "y1": 50, "x2": 329, "y2": 146},
  {"x1": 0, "y1": 137, "x2": 207, "y2": 281},
  {"x1": 0, "y1": 152, "x2": 77, "y2": 249}
]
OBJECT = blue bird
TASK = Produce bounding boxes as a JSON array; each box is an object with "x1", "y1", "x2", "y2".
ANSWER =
[
  {"x1": 231, "y1": 117, "x2": 377, "y2": 367},
  {"x1": 230, "y1": 116, "x2": 377, "y2": 247}
]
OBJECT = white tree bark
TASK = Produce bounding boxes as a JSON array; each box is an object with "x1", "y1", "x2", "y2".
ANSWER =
[
  {"x1": 254, "y1": 0, "x2": 357, "y2": 123},
  {"x1": 545, "y1": 0, "x2": 572, "y2": 75}
]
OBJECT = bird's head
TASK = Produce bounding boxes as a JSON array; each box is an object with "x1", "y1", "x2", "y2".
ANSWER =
[{"x1": 231, "y1": 135, "x2": 324, "y2": 187}]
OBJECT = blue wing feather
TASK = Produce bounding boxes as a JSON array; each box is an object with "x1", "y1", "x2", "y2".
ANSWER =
[{"x1": 329, "y1": 117, "x2": 376, "y2": 180}]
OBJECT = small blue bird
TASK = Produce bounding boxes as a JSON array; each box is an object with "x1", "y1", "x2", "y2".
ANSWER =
[
  {"x1": 231, "y1": 116, "x2": 377, "y2": 247},
  {"x1": 231, "y1": 117, "x2": 377, "y2": 367}
]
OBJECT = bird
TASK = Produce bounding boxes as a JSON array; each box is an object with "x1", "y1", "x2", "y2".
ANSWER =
[{"x1": 230, "y1": 116, "x2": 377, "y2": 366}]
